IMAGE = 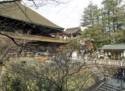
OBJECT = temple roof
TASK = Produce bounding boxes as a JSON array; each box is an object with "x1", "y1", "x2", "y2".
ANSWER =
[
  {"x1": 64, "y1": 27, "x2": 81, "y2": 34},
  {"x1": 0, "y1": 1, "x2": 63, "y2": 29},
  {"x1": 100, "y1": 44, "x2": 125, "y2": 50}
]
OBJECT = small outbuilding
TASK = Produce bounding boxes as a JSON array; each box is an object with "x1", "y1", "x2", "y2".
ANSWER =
[{"x1": 100, "y1": 44, "x2": 125, "y2": 60}]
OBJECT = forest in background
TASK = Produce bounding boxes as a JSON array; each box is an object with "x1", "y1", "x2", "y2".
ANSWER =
[{"x1": 81, "y1": 0, "x2": 125, "y2": 48}]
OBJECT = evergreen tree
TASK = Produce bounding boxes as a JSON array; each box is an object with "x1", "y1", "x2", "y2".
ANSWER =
[
  {"x1": 81, "y1": 0, "x2": 125, "y2": 47},
  {"x1": 81, "y1": 1, "x2": 101, "y2": 27},
  {"x1": 101, "y1": 0, "x2": 125, "y2": 31}
]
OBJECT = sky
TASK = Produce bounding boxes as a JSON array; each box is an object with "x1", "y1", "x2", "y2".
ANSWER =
[{"x1": 22, "y1": 0, "x2": 103, "y2": 28}]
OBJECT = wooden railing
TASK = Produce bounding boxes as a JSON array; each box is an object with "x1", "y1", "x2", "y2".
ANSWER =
[{"x1": 87, "y1": 59, "x2": 125, "y2": 67}]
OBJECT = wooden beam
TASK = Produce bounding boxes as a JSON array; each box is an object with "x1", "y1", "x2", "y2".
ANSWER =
[{"x1": 0, "y1": 32, "x2": 68, "y2": 43}]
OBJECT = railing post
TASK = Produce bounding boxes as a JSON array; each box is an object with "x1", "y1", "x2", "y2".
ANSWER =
[{"x1": 120, "y1": 60, "x2": 123, "y2": 66}]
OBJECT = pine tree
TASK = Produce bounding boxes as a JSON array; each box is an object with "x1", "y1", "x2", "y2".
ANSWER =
[
  {"x1": 81, "y1": 1, "x2": 101, "y2": 27},
  {"x1": 101, "y1": 0, "x2": 125, "y2": 31}
]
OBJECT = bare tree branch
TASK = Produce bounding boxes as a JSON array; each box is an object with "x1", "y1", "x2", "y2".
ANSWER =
[{"x1": 0, "y1": 32, "x2": 23, "y2": 46}]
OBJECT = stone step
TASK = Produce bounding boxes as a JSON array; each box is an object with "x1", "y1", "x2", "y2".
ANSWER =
[
  {"x1": 98, "y1": 85, "x2": 116, "y2": 91},
  {"x1": 103, "y1": 83, "x2": 121, "y2": 91},
  {"x1": 96, "y1": 83, "x2": 121, "y2": 91},
  {"x1": 97, "y1": 87, "x2": 111, "y2": 91}
]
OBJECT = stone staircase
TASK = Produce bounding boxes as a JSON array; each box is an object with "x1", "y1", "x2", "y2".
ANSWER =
[{"x1": 95, "y1": 82, "x2": 122, "y2": 91}]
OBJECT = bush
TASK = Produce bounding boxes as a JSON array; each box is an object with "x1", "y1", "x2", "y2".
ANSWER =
[{"x1": 0, "y1": 55, "x2": 96, "y2": 91}]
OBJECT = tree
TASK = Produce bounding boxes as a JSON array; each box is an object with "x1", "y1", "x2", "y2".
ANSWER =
[
  {"x1": 0, "y1": 53, "x2": 97, "y2": 91},
  {"x1": 81, "y1": 1, "x2": 101, "y2": 27},
  {"x1": 81, "y1": 0, "x2": 125, "y2": 47},
  {"x1": 101, "y1": 0, "x2": 125, "y2": 31}
]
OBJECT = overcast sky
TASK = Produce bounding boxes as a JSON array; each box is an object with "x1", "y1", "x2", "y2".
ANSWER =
[{"x1": 23, "y1": 0, "x2": 102, "y2": 28}]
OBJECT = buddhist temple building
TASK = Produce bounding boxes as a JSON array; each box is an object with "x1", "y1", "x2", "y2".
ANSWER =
[
  {"x1": 63, "y1": 27, "x2": 82, "y2": 39},
  {"x1": 0, "y1": 1, "x2": 67, "y2": 54}
]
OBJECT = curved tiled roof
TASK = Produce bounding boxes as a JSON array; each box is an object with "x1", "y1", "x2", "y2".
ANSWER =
[{"x1": 0, "y1": 1, "x2": 63, "y2": 29}]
